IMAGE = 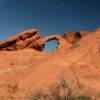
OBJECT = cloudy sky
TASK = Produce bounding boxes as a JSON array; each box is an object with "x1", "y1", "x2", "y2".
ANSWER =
[{"x1": 0, "y1": 0, "x2": 100, "y2": 51}]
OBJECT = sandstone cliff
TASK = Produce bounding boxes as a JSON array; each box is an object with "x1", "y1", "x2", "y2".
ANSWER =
[{"x1": 0, "y1": 28, "x2": 100, "y2": 100}]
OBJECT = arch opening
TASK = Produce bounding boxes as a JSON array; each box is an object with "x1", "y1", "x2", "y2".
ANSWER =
[{"x1": 43, "y1": 40, "x2": 58, "y2": 52}]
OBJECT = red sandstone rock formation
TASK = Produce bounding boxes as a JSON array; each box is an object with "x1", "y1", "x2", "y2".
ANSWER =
[
  {"x1": 0, "y1": 29, "x2": 40, "y2": 50},
  {"x1": 63, "y1": 32, "x2": 82, "y2": 43},
  {"x1": 0, "y1": 29, "x2": 81, "y2": 51},
  {"x1": 40, "y1": 34, "x2": 72, "y2": 50},
  {"x1": 0, "y1": 28, "x2": 100, "y2": 100}
]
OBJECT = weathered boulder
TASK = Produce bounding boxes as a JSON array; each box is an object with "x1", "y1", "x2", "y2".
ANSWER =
[{"x1": 0, "y1": 29, "x2": 40, "y2": 50}]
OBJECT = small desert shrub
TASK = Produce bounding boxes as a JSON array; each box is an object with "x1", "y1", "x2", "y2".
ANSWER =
[
  {"x1": 7, "y1": 83, "x2": 18, "y2": 100},
  {"x1": 27, "y1": 92, "x2": 50, "y2": 100},
  {"x1": 27, "y1": 79, "x2": 92, "y2": 100},
  {"x1": 7, "y1": 83, "x2": 18, "y2": 94}
]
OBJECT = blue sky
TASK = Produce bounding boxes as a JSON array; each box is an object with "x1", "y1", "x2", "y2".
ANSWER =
[{"x1": 0, "y1": 0, "x2": 100, "y2": 51}]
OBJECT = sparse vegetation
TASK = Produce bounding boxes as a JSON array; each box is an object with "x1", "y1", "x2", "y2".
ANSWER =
[
  {"x1": 27, "y1": 79, "x2": 92, "y2": 100},
  {"x1": 7, "y1": 83, "x2": 18, "y2": 100},
  {"x1": 7, "y1": 83, "x2": 18, "y2": 94}
]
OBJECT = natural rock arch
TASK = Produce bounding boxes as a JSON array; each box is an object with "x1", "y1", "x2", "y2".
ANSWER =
[
  {"x1": 30, "y1": 35, "x2": 71, "y2": 50},
  {"x1": 0, "y1": 29, "x2": 82, "y2": 52},
  {"x1": 43, "y1": 40, "x2": 58, "y2": 52}
]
